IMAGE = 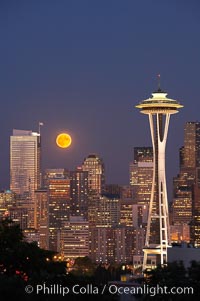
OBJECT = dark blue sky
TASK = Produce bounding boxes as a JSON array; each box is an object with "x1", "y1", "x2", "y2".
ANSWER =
[{"x1": 0, "y1": 0, "x2": 200, "y2": 199}]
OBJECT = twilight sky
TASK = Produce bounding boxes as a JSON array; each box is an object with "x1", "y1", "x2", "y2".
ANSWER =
[{"x1": 0, "y1": 0, "x2": 200, "y2": 200}]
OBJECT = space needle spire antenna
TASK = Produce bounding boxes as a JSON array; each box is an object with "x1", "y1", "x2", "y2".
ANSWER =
[{"x1": 157, "y1": 74, "x2": 161, "y2": 91}]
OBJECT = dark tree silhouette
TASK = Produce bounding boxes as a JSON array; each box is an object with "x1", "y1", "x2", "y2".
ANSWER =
[{"x1": 144, "y1": 261, "x2": 200, "y2": 300}]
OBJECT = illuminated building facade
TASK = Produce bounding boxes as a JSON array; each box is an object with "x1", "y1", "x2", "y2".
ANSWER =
[
  {"x1": 130, "y1": 147, "x2": 153, "y2": 205},
  {"x1": 88, "y1": 194, "x2": 122, "y2": 262},
  {"x1": 90, "y1": 226, "x2": 135, "y2": 263},
  {"x1": 69, "y1": 168, "x2": 88, "y2": 220},
  {"x1": 191, "y1": 182, "x2": 200, "y2": 247},
  {"x1": 10, "y1": 129, "x2": 41, "y2": 196},
  {"x1": 48, "y1": 176, "x2": 71, "y2": 251},
  {"x1": 132, "y1": 204, "x2": 149, "y2": 258},
  {"x1": 173, "y1": 122, "x2": 200, "y2": 246},
  {"x1": 0, "y1": 190, "x2": 16, "y2": 217},
  {"x1": 132, "y1": 204, "x2": 148, "y2": 228},
  {"x1": 120, "y1": 199, "x2": 135, "y2": 227},
  {"x1": 24, "y1": 228, "x2": 40, "y2": 244},
  {"x1": 170, "y1": 224, "x2": 190, "y2": 243},
  {"x1": 173, "y1": 122, "x2": 200, "y2": 191},
  {"x1": 34, "y1": 188, "x2": 49, "y2": 249},
  {"x1": 60, "y1": 216, "x2": 89, "y2": 260},
  {"x1": 182, "y1": 122, "x2": 200, "y2": 170},
  {"x1": 88, "y1": 194, "x2": 120, "y2": 227},
  {"x1": 82, "y1": 154, "x2": 105, "y2": 194},
  {"x1": 136, "y1": 86, "x2": 183, "y2": 269},
  {"x1": 10, "y1": 129, "x2": 41, "y2": 228},
  {"x1": 172, "y1": 187, "x2": 192, "y2": 225},
  {"x1": 8, "y1": 206, "x2": 28, "y2": 230},
  {"x1": 43, "y1": 169, "x2": 69, "y2": 188}
]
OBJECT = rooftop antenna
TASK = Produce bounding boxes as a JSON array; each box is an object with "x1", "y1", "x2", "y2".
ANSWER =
[
  {"x1": 38, "y1": 122, "x2": 44, "y2": 135},
  {"x1": 38, "y1": 122, "x2": 44, "y2": 144}
]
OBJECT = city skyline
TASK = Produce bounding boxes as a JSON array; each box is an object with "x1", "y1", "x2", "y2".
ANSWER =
[
  {"x1": 1, "y1": 113, "x2": 200, "y2": 262},
  {"x1": 0, "y1": 121, "x2": 199, "y2": 196},
  {"x1": 1, "y1": 2, "x2": 200, "y2": 297},
  {"x1": 0, "y1": 1, "x2": 200, "y2": 189},
  {"x1": 0, "y1": 119, "x2": 199, "y2": 192}
]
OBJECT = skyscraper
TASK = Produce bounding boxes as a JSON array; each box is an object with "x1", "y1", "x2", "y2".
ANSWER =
[
  {"x1": 172, "y1": 187, "x2": 192, "y2": 225},
  {"x1": 136, "y1": 86, "x2": 183, "y2": 269},
  {"x1": 60, "y1": 216, "x2": 89, "y2": 260},
  {"x1": 10, "y1": 129, "x2": 41, "y2": 228},
  {"x1": 182, "y1": 122, "x2": 200, "y2": 170},
  {"x1": 48, "y1": 176, "x2": 71, "y2": 251},
  {"x1": 82, "y1": 154, "x2": 105, "y2": 194},
  {"x1": 70, "y1": 167, "x2": 88, "y2": 220},
  {"x1": 34, "y1": 188, "x2": 49, "y2": 250},
  {"x1": 191, "y1": 181, "x2": 200, "y2": 247},
  {"x1": 130, "y1": 147, "x2": 153, "y2": 205},
  {"x1": 88, "y1": 195, "x2": 120, "y2": 227},
  {"x1": 90, "y1": 226, "x2": 135, "y2": 264},
  {"x1": 88, "y1": 194, "x2": 121, "y2": 262},
  {"x1": 10, "y1": 129, "x2": 41, "y2": 196},
  {"x1": 173, "y1": 122, "x2": 200, "y2": 246}
]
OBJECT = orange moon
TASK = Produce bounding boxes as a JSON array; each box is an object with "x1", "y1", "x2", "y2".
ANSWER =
[{"x1": 56, "y1": 133, "x2": 72, "y2": 149}]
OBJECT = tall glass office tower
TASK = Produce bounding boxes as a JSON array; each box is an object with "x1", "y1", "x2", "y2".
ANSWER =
[{"x1": 10, "y1": 129, "x2": 41, "y2": 197}]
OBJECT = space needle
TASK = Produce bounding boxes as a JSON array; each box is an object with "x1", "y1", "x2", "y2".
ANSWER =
[{"x1": 135, "y1": 77, "x2": 183, "y2": 270}]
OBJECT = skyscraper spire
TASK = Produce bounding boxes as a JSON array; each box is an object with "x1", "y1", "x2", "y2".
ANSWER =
[
  {"x1": 38, "y1": 122, "x2": 44, "y2": 135},
  {"x1": 157, "y1": 74, "x2": 161, "y2": 91}
]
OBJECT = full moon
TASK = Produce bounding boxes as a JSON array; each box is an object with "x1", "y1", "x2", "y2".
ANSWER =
[{"x1": 56, "y1": 133, "x2": 72, "y2": 149}]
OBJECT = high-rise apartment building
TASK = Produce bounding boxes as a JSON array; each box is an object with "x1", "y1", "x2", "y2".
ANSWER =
[
  {"x1": 10, "y1": 129, "x2": 41, "y2": 196},
  {"x1": 173, "y1": 122, "x2": 200, "y2": 189},
  {"x1": 34, "y1": 188, "x2": 49, "y2": 250},
  {"x1": 48, "y1": 176, "x2": 71, "y2": 251},
  {"x1": 172, "y1": 187, "x2": 192, "y2": 225},
  {"x1": 130, "y1": 147, "x2": 153, "y2": 205},
  {"x1": 88, "y1": 195, "x2": 120, "y2": 227},
  {"x1": 60, "y1": 216, "x2": 89, "y2": 260},
  {"x1": 120, "y1": 199, "x2": 135, "y2": 227},
  {"x1": 182, "y1": 122, "x2": 200, "y2": 170},
  {"x1": 69, "y1": 167, "x2": 88, "y2": 220},
  {"x1": 190, "y1": 180, "x2": 200, "y2": 247},
  {"x1": 132, "y1": 204, "x2": 149, "y2": 228},
  {"x1": 90, "y1": 226, "x2": 135, "y2": 264},
  {"x1": 88, "y1": 194, "x2": 121, "y2": 262},
  {"x1": 82, "y1": 154, "x2": 105, "y2": 194},
  {"x1": 173, "y1": 122, "x2": 200, "y2": 246}
]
